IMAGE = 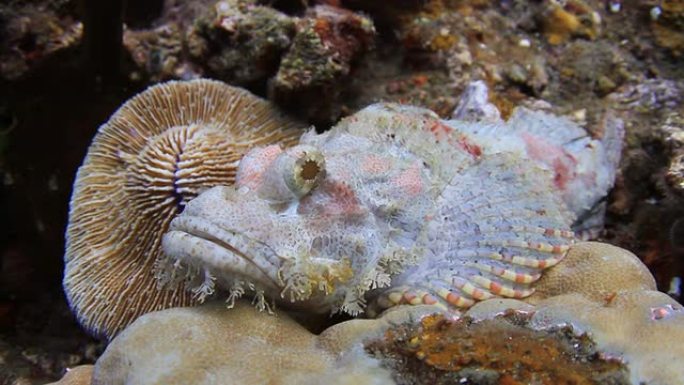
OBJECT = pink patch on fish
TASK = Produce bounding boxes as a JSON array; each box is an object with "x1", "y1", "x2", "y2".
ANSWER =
[
  {"x1": 392, "y1": 162, "x2": 424, "y2": 196},
  {"x1": 425, "y1": 120, "x2": 481, "y2": 158},
  {"x1": 300, "y1": 180, "x2": 365, "y2": 217},
  {"x1": 520, "y1": 132, "x2": 576, "y2": 189},
  {"x1": 361, "y1": 154, "x2": 392, "y2": 175},
  {"x1": 236, "y1": 145, "x2": 283, "y2": 190}
]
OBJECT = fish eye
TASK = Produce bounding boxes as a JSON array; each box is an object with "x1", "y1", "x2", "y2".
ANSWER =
[
  {"x1": 299, "y1": 158, "x2": 321, "y2": 181},
  {"x1": 259, "y1": 145, "x2": 326, "y2": 202}
]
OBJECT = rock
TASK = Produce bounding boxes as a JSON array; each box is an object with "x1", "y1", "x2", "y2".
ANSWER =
[
  {"x1": 366, "y1": 309, "x2": 632, "y2": 385},
  {"x1": 365, "y1": 242, "x2": 684, "y2": 385},
  {"x1": 539, "y1": 0, "x2": 601, "y2": 45},
  {"x1": 270, "y1": 5, "x2": 375, "y2": 125},
  {"x1": 530, "y1": 291, "x2": 684, "y2": 385},
  {"x1": 525, "y1": 242, "x2": 684, "y2": 385},
  {"x1": 191, "y1": 0, "x2": 296, "y2": 85},
  {"x1": 123, "y1": 23, "x2": 192, "y2": 82},
  {"x1": 651, "y1": 0, "x2": 684, "y2": 56},
  {"x1": 0, "y1": 2, "x2": 82, "y2": 80},
  {"x1": 663, "y1": 119, "x2": 684, "y2": 197}
]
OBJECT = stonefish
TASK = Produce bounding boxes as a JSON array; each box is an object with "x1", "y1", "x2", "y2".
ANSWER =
[{"x1": 160, "y1": 102, "x2": 623, "y2": 316}]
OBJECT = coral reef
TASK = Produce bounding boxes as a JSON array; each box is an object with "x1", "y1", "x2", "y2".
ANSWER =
[
  {"x1": 122, "y1": 0, "x2": 294, "y2": 83},
  {"x1": 188, "y1": 0, "x2": 296, "y2": 85},
  {"x1": 118, "y1": 1, "x2": 376, "y2": 123},
  {"x1": 0, "y1": 1, "x2": 82, "y2": 80},
  {"x1": 123, "y1": 23, "x2": 191, "y2": 82},
  {"x1": 2, "y1": 0, "x2": 684, "y2": 383},
  {"x1": 342, "y1": 0, "x2": 624, "y2": 117},
  {"x1": 270, "y1": 5, "x2": 376, "y2": 124}
]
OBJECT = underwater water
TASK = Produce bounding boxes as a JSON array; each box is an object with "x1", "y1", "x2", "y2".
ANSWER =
[{"x1": 1, "y1": 0, "x2": 683, "y2": 384}]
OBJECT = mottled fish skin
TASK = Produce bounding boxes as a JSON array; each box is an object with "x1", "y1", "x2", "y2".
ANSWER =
[{"x1": 160, "y1": 103, "x2": 595, "y2": 316}]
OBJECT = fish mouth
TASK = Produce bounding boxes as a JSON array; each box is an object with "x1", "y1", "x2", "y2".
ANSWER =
[
  {"x1": 162, "y1": 215, "x2": 285, "y2": 298},
  {"x1": 162, "y1": 215, "x2": 354, "y2": 311}
]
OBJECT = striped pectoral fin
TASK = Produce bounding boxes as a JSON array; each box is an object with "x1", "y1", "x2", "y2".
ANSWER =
[
  {"x1": 474, "y1": 224, "x2": 575, "y2": 240},
  {"x1": 436, "y1": 287, "x2": 476, "y2": 308},
  {"x1": 461, "y1": 239, "x2": 572, "y2": 299},
  {"x1": 373, "y1": 286, "x2": 449, "y2": 312},
  {"x1": 451, "y1": 276, "x2": 496, "y2": 301},
  {"x1": 469, "y1": 262, "x2": 541, "y2": 284},
  {"x1": 375, "y1": 281, "x2": 484, "y2": 312},
  {"x1": 485, "y1": 251, "x2": 565, "y2": 269},
  {"x1": 474, "y1": 239, "x2": 572, "y2": 257},
  {"x1": 468, "y1": 275, "x2": 535, "y2": 298}
]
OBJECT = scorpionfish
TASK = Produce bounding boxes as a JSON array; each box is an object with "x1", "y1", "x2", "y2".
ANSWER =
[{"x1": 160, "y1": 103, "x2": 622, "y2": 315}]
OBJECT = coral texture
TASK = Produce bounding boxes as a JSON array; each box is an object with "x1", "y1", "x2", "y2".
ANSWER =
[
  {"x1": 191, "y1": 0, "x2": 296, "y2": 84},
  {"x1": 92, "y1": 302, "x2": 395, "y2": 385},
  {"x1": 270, "y1": 5, "x2": 376, "y2": 124}
]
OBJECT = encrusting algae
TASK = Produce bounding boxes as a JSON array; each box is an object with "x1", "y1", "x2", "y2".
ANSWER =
[{"x1": 367, "y1": 312, "x2": 630, "y2": 385}]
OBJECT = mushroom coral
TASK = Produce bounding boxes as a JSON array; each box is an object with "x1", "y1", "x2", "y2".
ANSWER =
[{"x1": 64, "y1": 79, "x2": 305, "y2": 339}]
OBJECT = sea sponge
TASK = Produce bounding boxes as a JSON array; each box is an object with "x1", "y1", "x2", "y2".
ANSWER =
[{"x1": 63, "y1": 79, "x2": 304, "y2": 339}]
